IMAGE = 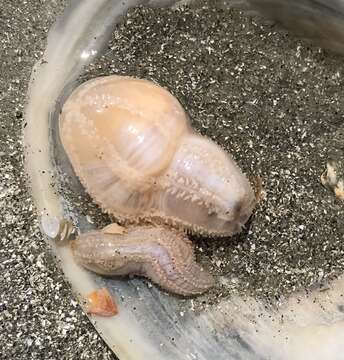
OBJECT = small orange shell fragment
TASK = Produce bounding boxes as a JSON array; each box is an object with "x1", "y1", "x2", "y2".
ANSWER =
[
  {"x1": 86, "y1": 288, "x2": 118, "y2": 317},
  {"x1": 334, "y1": 185, "x2": 344, "y2": 201},
  {"x1": 101, "y1": 223, "x2": 127, "y2": 235}
]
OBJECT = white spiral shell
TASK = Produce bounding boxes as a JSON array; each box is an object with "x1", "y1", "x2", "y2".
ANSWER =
[{"x1": 59, "y1": 75, "x2": 255, "y2": 236}]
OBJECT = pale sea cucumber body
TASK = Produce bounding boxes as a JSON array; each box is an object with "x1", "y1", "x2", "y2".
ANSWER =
[{"x1": 72, "y1": 226, "x2": 215, "y2": 296}]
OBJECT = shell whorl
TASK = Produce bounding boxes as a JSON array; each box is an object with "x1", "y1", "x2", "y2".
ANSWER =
[{"x1": 59, "y1": 75, "x2": 255, "y2": 236}]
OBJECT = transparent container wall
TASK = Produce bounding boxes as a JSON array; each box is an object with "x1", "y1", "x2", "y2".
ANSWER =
[{"x1": 24, "y1": 1, "x2": 344, "y2": 359}]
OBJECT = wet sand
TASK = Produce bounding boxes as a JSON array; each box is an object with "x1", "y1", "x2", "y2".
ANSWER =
[
  {"x1": 1, "y1": 0, "x2": 344, "y2": 359},
  {"x1": 77, "y1": 3, "x2": 344, "y2": 302},
  {"x1": 0, "y1": 1, "x2": 115, "y2": 359}
]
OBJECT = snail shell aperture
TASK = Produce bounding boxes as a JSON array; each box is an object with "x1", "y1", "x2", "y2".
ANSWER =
[{"x1": 60, "y1": 75, "x2": 255, "y2": 296}]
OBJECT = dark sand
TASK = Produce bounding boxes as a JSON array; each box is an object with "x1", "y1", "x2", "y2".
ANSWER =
[
  {"x1": 0, "y1": 1, "x2": 114, "y2": 359},
  {"x1": 75, "y1": 3, "x2": 344, "y2": 302},
  {"x1": 2, "y1": 0, "x2": 344, "y2": 359}
]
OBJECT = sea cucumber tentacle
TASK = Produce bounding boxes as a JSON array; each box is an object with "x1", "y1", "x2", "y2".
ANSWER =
[{"x1": 71, "y1": 225, "x2": 215, "y2": 296}]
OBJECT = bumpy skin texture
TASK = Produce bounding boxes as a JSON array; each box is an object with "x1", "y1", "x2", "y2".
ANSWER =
[
  {"x1": 60, "y1": 76, "x2": 255, "y2": 237},
  {"x1": 72, "y1": 225, "x2": 215, "y2": 296},
  {"x1": 60, "y1": 75, "x2": 255, "y2": 296}
]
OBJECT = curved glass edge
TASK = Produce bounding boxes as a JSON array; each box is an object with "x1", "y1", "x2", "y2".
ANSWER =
[{"x1": 23, "y1": 1, "x2": 344, "y2": 359}]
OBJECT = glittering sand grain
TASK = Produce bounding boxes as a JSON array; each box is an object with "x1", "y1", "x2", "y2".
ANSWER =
[
  {"x1": 1, "y1": 0, "x2": 344, "y2": 359},
  {"x1": 79, "y1": 3, "x2": 344, "y2": 301},
  {"x1": 0, "y1": 1, "x2": 115, "y2": 359}
]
